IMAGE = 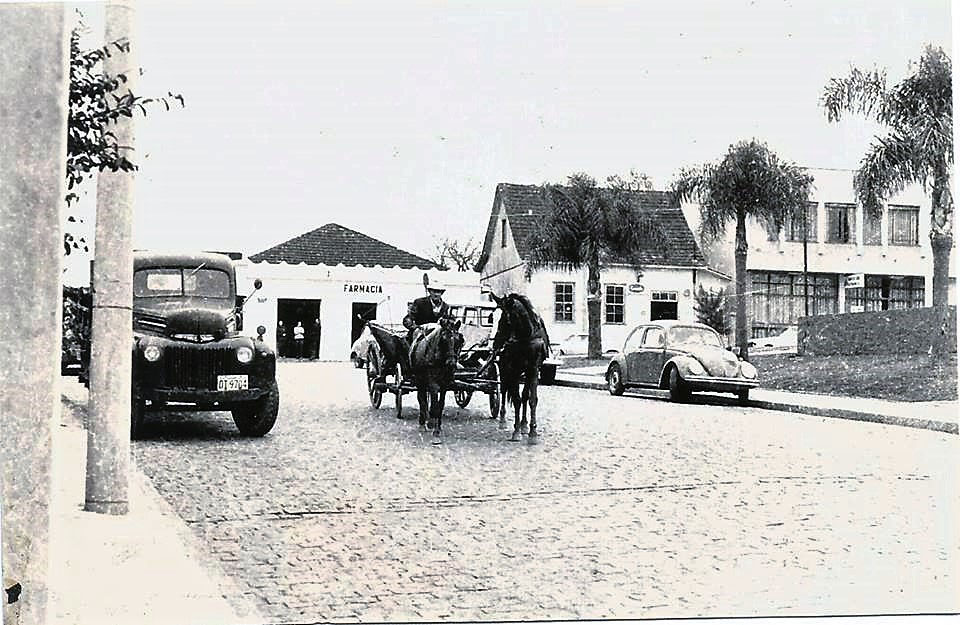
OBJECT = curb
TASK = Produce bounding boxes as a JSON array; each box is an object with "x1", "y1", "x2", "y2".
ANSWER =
[{"x1": 552, "y1": 377, "x2": 959, "y2": 435}]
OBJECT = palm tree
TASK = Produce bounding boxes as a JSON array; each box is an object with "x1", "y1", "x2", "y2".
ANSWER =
[
  {"x1": 821, "y1": 45, "x2": 953, "y2": 306},
  {"x1": 672, "y1": 140, "x2": 814, "y2": 361},
  {"x1": 526, "y1": 172, "x2": 665, "y2": 359}
]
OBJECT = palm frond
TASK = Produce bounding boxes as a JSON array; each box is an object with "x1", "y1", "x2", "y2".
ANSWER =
[
  {"x1": 854, "y1": 131, "x2": 927, "y2": 215},
  {"x1": 821, "y1": 65, "x2": 888, "y2": 123}
]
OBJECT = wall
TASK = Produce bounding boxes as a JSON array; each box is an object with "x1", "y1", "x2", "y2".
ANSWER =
[
  {"x1": 236, "y1": 261, "x2": 481, "y2": 360},
  {"x1": 799, "y1": 305, "x2": 957, "y2": 356},
  {"x1": 526, "y1": 265, "x2": 703, "y2": 352},
  {"x1": 478, "y1": 198, "x2": 527, "y2": 296}
]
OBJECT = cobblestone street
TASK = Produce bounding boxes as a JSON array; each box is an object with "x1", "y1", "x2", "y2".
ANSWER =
[{"x1": 133, "y1": 362, "x2": 959, "y2": 622}]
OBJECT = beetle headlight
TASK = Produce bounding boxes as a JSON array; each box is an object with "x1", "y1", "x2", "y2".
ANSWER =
[
  {"x1": 236, "y1": 346, "x2": 254, "y2": 364},
  {"x1": 143, "y1": 344, "x2": 162, "y2": 362},
  {"x1": 740, "y1": 361, "x2": 757, "y2": 379},
  {"x1": 686, "y1": 359, "x2": 706, "y2": 376}
]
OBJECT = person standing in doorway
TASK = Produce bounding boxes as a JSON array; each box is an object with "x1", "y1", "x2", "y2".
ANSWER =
[
  {"x1": 276, "y1": 320, "x2": 288, "y2": 358},
  {"x1": 293, "y1": 320, "x2": 305, "y2": 360},
  {"x1": 307, "y1": 317, "x2": 321, "y2": 360}
]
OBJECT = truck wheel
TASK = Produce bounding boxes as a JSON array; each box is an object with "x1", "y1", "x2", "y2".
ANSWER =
[
  {"x1": 232, "y1": 381, "x2": 279, "y2": 437},
  {"x1": 131, "y1": 383, "x2": 146, "y2": 440}
]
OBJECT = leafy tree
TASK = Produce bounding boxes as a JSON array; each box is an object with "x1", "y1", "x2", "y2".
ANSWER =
[
  {"x1": 64, "y1": 16, "x2": 183, "y2": 256},
  {"x1": 673, "y1": 140, "x2": 814, "y2": 361},
  {"x1": 429, "y1": 237, "x2": 480, "y2": 271},
  {"x1": 526, "y1": 172, "x2": 666, "y2": 359},
  {"x1": 821, "y1": 45, "x2": 953, "y2": 306},
  {"x1": 694, "y1": 285, "x2": 729, "y2": 337}
]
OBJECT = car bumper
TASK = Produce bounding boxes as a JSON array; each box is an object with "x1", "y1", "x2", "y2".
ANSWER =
[
  {"x1": 144, "y1": 387, "x2": 269, "y2": 404},
  {"x1": 682, "y1": 375, "x2": 759, "y2": 393}
]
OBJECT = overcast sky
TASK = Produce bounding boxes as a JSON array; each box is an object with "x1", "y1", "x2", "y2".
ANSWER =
[{"x1": 62, "y1": 0, "x2": 951, "y2": 283}]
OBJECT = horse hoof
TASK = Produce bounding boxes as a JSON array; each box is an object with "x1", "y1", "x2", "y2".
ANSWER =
[
  {"x1": 498, "y1": 421, "x2": 506, "y2": 431},
  {"x1": 419, "y1": 423, "x2": 427, "y2": 432},
  {"x1": 510, "y1": 432, "x2": 521, "y2": 442},
  {"x1": 432, "y1": 435, "x2": 442, "y2": 445},
  {"x1": 527, "y1": 431, "x2": 539, "y2": 444},
  {"x1": 521, "y1": 426, "x2": 529, "y2": 435}
]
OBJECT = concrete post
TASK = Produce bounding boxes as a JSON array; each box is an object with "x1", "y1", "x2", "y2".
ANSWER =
[
  {"x1": 0, "y1": 5, "x2": 70, "y2": 624},
  {"x1": 84, "y1": 0, "x2": 137, "y2": 515}
]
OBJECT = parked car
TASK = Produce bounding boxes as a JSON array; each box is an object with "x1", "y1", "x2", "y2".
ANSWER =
[
  {"x1": 121, "y1": 252, "x2": 279, "y2": 438},
  {"x1": 350, "y1": 325, "x2": 380, "y2": 368},
  {"x1": 749, "y1": 326, "x2": 798, "y2": 353},
  {"x1": 552, "y1": 333, "x2": 618, "y2": 356},
  {"x1": 605, "y1": 320, "x2": 759, "y2": 404}
]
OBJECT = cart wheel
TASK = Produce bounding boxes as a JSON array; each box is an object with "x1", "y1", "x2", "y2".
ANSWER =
[
  {"x1": 454, "y1": 390, "x2": 473, "y2": 408},
  {"x1": 394, "y1": 363, "x2": 404, "y2": 419},
  {"x1": 366, "y1": 358, "x2": 382, "y2": 408},
  {"x1": 487, "y1": 362, "x2": 501, "y2": 418}
]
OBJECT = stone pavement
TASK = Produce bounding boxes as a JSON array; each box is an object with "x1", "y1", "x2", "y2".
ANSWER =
[
  {"x1": 48, "y1": 381, "x2": 261, "y2": 625},
  {"x1": 555, "y1": 366, "x2": 959, "y2": 434}
]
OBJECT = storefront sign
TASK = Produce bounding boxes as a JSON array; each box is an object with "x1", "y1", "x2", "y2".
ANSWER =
[
  {"x1": 343, "y1": 283, "x2": 383, "y2": 294},
  {"x1": 628, "y1": 284, "x2": 645, "y2": 294},
  {"x1": 844, "y1": 273, "x2": 865, "y2": 289}
]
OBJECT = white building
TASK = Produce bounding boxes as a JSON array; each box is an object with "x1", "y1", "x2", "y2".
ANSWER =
[
  {"x1": 474, "y1": 183, "x2": 728, "y2": 352},
  {"x1": 680, "y1": 168, "x2": 958, "y2": 338},
  {"x1": 237, "y1": 223, "x2": 480, "y2": 360}
]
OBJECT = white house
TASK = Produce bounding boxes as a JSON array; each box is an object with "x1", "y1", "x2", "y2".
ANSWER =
[
  {"x1": 474, "y1": 183, "x2": 728, "y2": 352},
  {"x1": 237, "y1": 223, "x2": 480, "y2": 360},
  {"x1": 679, "y1": 167, "x2": 958, "y2": 338}
]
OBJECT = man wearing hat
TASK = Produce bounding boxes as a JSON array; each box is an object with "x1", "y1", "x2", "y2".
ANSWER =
[{"x1": 403, "y1": 277, "x2": 451, "y2": 343}]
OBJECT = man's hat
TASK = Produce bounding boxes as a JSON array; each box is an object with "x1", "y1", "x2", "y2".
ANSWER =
[{"x1": 427, "y1": 277, "x2": 446, "y2": 292}]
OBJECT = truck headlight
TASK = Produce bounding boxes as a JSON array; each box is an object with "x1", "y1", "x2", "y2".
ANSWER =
[
  {"x1": 236, "y1": 346, "x2": 254, "y2": 363},
  {"x1": 143, "y1": 344, "x2": 162, "y2": 362},
  {"x1": 686, "y1": 359, "x2": 705, "y2": 375},
  {"x1": 740, "y1": 361, "x2": 757, "y2": 379}
]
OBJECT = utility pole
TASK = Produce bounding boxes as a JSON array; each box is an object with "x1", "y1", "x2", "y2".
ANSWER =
[
  {"x1": 0, "y1": 5, "x2": 71, "y2": 624},
  {"x1": 85, "y1": 0, "x2": 137, "y2": 515}
]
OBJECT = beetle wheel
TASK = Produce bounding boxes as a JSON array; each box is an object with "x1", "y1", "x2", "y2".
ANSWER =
[
  {"x1": 668, "y1": 366, "x2": 690, "y2": 403},
  {"x1": 394, "y1": 363, "x2": 404, "y2": 418}
]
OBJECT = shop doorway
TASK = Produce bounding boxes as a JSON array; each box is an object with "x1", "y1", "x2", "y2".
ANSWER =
[
  {"x1": 352, "y1": 302, "x2": 377, "y2": 344},
  {"x1": 277, "y1": 298, "x2": 321, "y2": 359}
]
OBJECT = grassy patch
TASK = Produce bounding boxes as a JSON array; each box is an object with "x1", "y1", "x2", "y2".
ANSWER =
[{"x1": 752, "y1": 352, "x2": 958, "y2": 402}]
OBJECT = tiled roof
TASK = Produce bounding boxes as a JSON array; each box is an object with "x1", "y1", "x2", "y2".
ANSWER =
[
  {"x1": 476, "y1": 183, "x2": 707, "y2": 271},
  {"x1": 249, "y1": 223, "x2": 439, "y2": 270}
]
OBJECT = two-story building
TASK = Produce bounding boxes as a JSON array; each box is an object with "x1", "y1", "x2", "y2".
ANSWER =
[
  {"x1": 474, "y1": 183, "x2": 729, "y2": 352},
  {"x1": 680, "y1": 167, "x2": 958, "y2": 338}
]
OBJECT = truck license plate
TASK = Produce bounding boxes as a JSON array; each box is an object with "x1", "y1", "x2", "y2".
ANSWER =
[{"x1": 217, "y1": 375, "x2": 248, "y2": 391}]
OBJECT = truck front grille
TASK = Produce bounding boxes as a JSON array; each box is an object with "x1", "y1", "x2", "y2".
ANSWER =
[{"x1": 164, "y1": 344, "x2": 235, "y2": 389}]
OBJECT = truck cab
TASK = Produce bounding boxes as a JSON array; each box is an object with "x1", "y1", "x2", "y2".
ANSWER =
[{"x1": 129, "y1": 251, "x2": 278, "y2": 438}]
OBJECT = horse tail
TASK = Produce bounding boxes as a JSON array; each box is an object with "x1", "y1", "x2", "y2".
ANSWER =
[{"x1": 505, "y1": 377, "x2": 522, "y2": 409}]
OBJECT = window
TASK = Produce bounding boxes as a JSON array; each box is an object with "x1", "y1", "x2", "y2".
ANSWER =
[
  {"x1": 554, "y1": 282, "x2": 574, "y2": 323},
  {"x1": 500, "y1": 219, "x2": 507, "y2": 248},
  {"x1": 749, "y1": 271, "x2": 838, "y2": 335},
  {"x1": 134, "y1": 268, "x2": 231, "y2": 299},
  {"x1": 785, "y1": 202, "x2": 818, "y2": 242},
  {"x1": 651, "y1": 291, "x2": 677, "y2": 302},
  {"x1": 623, "y1": 327, "x2": 645, "y2": 353},
  {"x1": 889, "y1": 205, "x2": 920, "y2": 246},
  {"x1": 604, "y1": 284, "x2": 625, "y2": 324},
  {"x1": 825, "y1": 203, "x2": 856, "y2": 243},
  {"x1": 642, "y1": 327, "x2": 664, "y2": 348},
  {"x1": 863, "y1": 208, "x2": 883, "y2": 246},
  {"x1": 847, "y1": 275, "x2": 924, "y2": 311}
]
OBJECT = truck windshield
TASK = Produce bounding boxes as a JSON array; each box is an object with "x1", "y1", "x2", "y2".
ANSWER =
[{"x1": 134, "y1": 268, "x2": 232, "y2": 299}]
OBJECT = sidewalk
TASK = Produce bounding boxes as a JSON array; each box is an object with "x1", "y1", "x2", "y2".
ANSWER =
[
  {"x1": 48, "y1": 381, "x2": 262, "y2": 625},
  {"x1": 556, "y1": 366, "x2": 959, "y2": 434}
]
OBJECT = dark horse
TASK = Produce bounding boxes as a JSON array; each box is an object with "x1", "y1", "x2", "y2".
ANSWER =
[
  {"x1": 489, "y1": 292, "x2": 550, "y2": 442},
  {"x1": 409, "y1": 317, "x2": 463, "y2": 444}
]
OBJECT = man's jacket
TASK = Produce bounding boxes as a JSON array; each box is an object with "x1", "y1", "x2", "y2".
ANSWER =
[{"x1": 403, "y1": 296, "x2": 450, "y2": 330}]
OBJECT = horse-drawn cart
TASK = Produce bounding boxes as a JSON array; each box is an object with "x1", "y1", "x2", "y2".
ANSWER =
[{"x1": 364, "y1": 321, "x2": 501, "y2": 419}]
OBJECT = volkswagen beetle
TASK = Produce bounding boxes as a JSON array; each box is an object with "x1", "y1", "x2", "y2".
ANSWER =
[{"x1": 605, "y1": 320, "x2": 758, "y2": 404}]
